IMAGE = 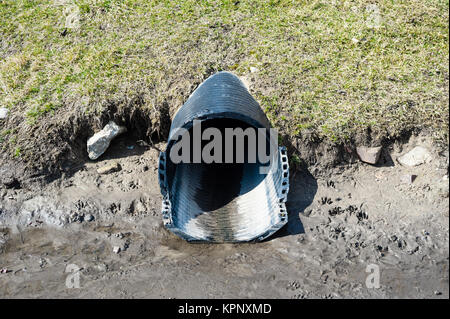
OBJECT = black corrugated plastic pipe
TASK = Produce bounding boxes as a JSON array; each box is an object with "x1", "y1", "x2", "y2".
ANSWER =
[{"x1": 158, "y1": 71, "x2": 289, "y2": 242}]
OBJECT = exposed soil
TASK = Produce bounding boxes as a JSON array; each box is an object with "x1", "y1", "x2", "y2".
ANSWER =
[{"x1": 0, "y1": 130, "x2": 448, "y2": 298}]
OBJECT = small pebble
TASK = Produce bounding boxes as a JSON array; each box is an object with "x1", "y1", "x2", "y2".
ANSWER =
[
  {"x1": 115, "y1": 232, "x2": 124, "y2": 239},
  {"x1": 401, "y1": 174, "x2": 417, "y2": 184},
  {"x1": 0, "y1": 107, "x2": 9, "y2": 119}
]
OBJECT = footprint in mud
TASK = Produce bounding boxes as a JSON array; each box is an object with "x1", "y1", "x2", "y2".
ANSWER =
[
  {"x1": 286, "y1": 280, "x2": 301, "y2": 291},
  {"x1": 327, "y1": 204, "x2": 369, "y2": 224},
  {"x1": 70, "y1": 199, "x2": 100, "y2": 222},
  {"x1": 107, "y1": 202, "x2": 121, "y2": 215},
  {"x1": 389, "y1": 235, "x2": 421, "y2": 255},
  {"x1": 320, "y1": 197, "x2": 333, "y2": 205},
  {"x1": 121, "y1": 196, "x2": 158, "y2": 217},
  {"x1": 119, "y1": 180, "x2": 140, "y2": 192},
  {"x1": 328, "y1": 225, "x2": 346, "y2": 240}
]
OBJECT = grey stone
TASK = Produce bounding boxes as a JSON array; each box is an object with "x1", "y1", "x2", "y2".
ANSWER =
[
  {"x1": 0, "y1": 107, "x2": 8, "y2": 119},
  {"x1": 356, "y1": 146, "x2": 383, "y2": 164},
  {"x1": 397, "y1": 146, "x2": 432, "y2": 167},
  {"x1": 87, "y1": 121, "x2": 127, "y2": 160}
]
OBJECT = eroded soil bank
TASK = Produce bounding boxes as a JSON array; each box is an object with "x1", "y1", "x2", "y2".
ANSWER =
[{"x1": 0, "y1": 132, "x2": 448, "y2": 298}]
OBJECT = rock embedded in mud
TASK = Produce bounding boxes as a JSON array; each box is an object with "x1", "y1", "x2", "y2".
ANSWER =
[
  {"x1": 87, "y1": 121, "x2": 127, "y2": 160},
  {"x1": 397, "y1": 146, "x2": 432, "y2": 167},
  {"x1": 401, "y1": 174, "x2": 417, "y2": 184},
  {"x1": 97, "y1": 162, "x2": 121, "y2": 174},
  {"x1": 0, "y1": 107, "x2": 8, "y2": 119},
  {"x1": 356, "y1": 146, "x2": 383, "y2": 164}
]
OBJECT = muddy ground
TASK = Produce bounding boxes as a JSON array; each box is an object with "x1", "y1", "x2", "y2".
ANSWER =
[{"x1": 0, "y1": 132, "x2": 448, "y2": 298}]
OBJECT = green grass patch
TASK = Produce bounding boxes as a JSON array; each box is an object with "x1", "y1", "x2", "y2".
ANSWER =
[{"x1": 0, "y1": 0, "x2": 448, "y2": 145}]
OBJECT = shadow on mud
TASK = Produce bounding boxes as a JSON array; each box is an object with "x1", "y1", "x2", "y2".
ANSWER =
[
  {"x1": 267, "y1": 168, "x2": 317, "y2": 240},
  {"x1": 96, "y1": 134, "x2": 150, "y2": 161},
  {"x1": 374, "y1": 149, "x2": 396, "y2": 168}
]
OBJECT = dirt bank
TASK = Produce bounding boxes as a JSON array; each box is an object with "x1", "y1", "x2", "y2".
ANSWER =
[{"x1": 0, "y1": 131, "x2": 448, "y2": 298}]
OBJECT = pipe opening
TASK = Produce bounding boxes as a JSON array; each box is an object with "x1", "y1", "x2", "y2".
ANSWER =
[{"x1": 167, "y1": 118, "x2": 268, "y2": 210}]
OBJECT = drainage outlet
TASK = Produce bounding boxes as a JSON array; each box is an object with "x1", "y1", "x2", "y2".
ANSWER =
[{"x1": 158, "y1": 71, "x2": 289, "y2": 242}]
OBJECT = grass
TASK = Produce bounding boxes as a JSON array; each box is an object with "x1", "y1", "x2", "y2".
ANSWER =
[{"x1": 0, "y1": 0, "x2": 448, "y2": 158}]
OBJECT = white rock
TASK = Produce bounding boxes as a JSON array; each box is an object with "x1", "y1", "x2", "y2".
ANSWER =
[
  {"x1": 397, "y1": 146, "x2": 432, "y2": 167},
  {"x1": 250, "y1": 67, "x2": 259, "y2": 73},
  {"x1": 113, "y1": 246, "x2": 121, "y2": 254},
  {"x1": 0, "y1": 107, "x2": 9, "y2": 119},
  {"x1": 87, "y1": 121, "x2": 127, "y2": 160},
  {"x1": 356, "y1": 146, "x2": 382, "y2": 164}
]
